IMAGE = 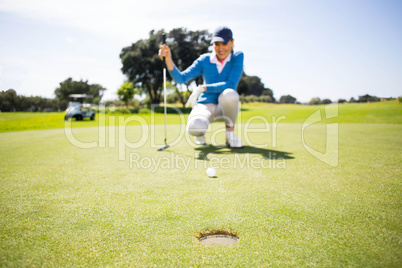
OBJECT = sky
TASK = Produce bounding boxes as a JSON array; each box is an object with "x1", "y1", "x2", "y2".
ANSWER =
[{"x1": 0, "y1": 0, "x2": 401, "y2": 103}]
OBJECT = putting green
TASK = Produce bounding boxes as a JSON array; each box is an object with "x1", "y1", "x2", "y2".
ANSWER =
[{"x1": 0, "y1": 122, "x2": 401, "y2": 266}]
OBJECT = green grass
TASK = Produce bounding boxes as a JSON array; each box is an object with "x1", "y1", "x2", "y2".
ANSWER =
[
  {"x1": 0, "y1": 101, "x2": 401, "y2": 266},
  {"x1": 0, "y1": 100, "x2": 401, "y2": 132},
  {"x1": 239, "y1": 100, "x2": 402, "y2": 124}
]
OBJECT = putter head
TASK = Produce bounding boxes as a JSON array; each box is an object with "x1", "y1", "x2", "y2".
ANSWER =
[{"x1": 157, "y1": 144, "x2": 170, "y2": 151}]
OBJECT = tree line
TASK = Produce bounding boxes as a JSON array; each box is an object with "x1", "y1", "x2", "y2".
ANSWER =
[
  {"x1": 0, "y1": 78, "x2": 106, "y2": 112},
  {"x1": 0, "y1": 89, "x2": 58, "y2": 112},
  {"x1": 0, "y1": 28, "x2": 392, "y2": 112}
]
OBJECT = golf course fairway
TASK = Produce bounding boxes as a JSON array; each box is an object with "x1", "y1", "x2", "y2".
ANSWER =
[{"x1": 0, "y1": 101, "x2": 401, "y2": 266}]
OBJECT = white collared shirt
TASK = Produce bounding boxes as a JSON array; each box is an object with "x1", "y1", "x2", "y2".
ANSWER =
[{"x1": 210, "y1": 52, "x2": 232, "y2": 73}]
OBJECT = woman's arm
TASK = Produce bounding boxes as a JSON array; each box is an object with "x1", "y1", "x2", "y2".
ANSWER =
[{"x1": 159, "y1": 44, "x2": 205, "y2": 85}]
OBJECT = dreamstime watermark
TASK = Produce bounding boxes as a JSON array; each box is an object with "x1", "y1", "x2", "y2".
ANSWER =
[
  {"x1": 63, "y1": 102, "x2": 339, "y2": 167},
  {"x1": 129, "y1": 152, "x2": 286, "y2": 173}
]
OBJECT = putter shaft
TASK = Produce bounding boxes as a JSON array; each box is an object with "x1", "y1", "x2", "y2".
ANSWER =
[{"x1": 163, "y1": 68, "x2": 167, "y2": 145}]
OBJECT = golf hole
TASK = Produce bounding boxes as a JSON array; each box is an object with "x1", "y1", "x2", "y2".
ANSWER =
[{"x1": 196, "y1": 230, "x2": 239, "y2": 246}]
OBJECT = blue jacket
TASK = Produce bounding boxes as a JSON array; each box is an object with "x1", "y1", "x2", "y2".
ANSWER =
[{"x1": 168, "y1": 51, "x2": 244, "y2": 104}]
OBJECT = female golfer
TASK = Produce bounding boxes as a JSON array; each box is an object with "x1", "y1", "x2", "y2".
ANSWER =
[{"x1": 158, "y1": 26, "x2": 243, "y2": 148}]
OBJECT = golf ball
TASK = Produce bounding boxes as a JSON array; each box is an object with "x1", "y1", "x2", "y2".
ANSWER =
[{"x1": 206, "y1": 167, "x2": 216, "y2": 177}]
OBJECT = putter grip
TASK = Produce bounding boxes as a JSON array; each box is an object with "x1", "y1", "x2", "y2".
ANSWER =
[{"x1": 162, "y1": 34, "x2": 166, "y2": 64}]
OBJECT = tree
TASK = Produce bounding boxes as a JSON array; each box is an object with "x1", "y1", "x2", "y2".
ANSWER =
[
  {"x1": 338, "y1": 99, "x2": 347, "y2": 103},
  {"x1": 0, "y1": 89, "x2": 17, "y2": 111},
  {"x1": 117, "y1": 81, "x2": 136, "y2": 108},
  {"x1": 54, "y1": 78, "x2": 106, "y2": 110},
  {"x1": 237, "y1": 73, "x2": 275, "y2": 102},
  {"x1": 89, "y1": 84, "x2": 107, "y2": 104},
  {"x1": 120, "y1": 30, "x2": 166, "y2": 105},
  {"x1": 321, "y1": 99, "x2": 332, "y2": 104},
  {"x1": 239, "y1": 75, "x2": 263, "y2": 95},
  {"x1": 168, "y1": 28, "x2": 212, "y2": 107},
  {"x1": 120, "y1": 28, "x2": 212, "y2": 106},
  {"x1": 279, "y1": 95, "x2": 297, "y2": 104},
  {"x1": 309, "y1": 97, "x2": 321, "y2": 105},
  {"x1": 237, "y1": 73, "x2": 249, "y2": 95},
  {"x1": 357, "y1": 94, "x2": 380, "y2": 103},
  {"x1": 308, "y1": 98, "x2": 332, "y2": 105}
]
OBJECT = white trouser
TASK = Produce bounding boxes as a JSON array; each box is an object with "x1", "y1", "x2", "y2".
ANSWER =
[{"x1": 186, "y1": 88, "x2": 239, "y2": 136}]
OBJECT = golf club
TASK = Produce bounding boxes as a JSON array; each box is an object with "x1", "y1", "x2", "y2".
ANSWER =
[{"x1": 157, "y1": 33, "x2": 170, "y2": 151}]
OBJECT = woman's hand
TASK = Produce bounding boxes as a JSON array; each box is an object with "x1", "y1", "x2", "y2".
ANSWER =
[
  {"x1": 158, "y1": 44, "x2": 174, "y2": 71},
  {"x1": 158, "y1": 44, "x2": 171, "y2": 60}
]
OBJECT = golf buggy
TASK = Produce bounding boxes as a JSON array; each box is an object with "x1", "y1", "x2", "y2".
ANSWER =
[{"x1": 64, "y1": 94, "x2": 95, "y2": 121}]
